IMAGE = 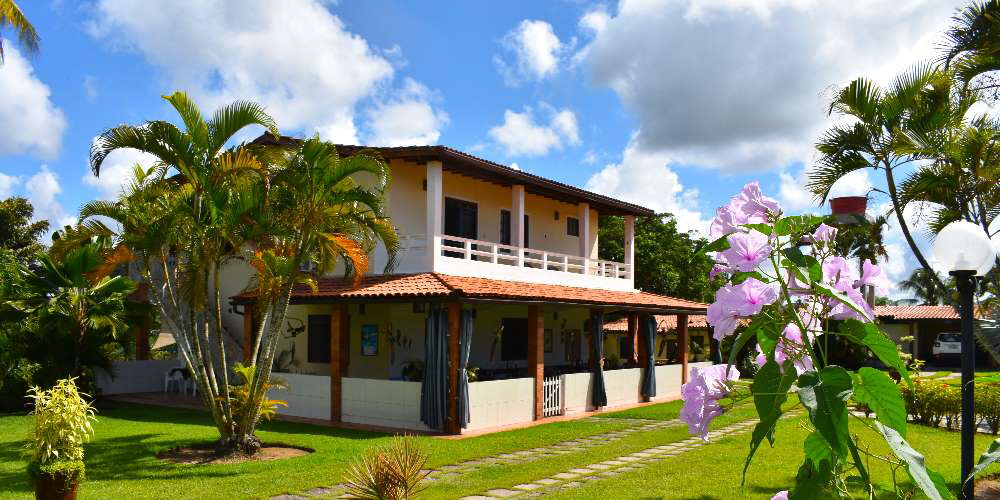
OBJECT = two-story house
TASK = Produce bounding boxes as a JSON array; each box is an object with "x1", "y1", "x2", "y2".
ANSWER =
[{"x1": 108, "y1": 135, "x2": 711, "y2": 435}]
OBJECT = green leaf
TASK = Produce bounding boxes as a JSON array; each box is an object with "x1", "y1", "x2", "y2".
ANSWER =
[
  {"x1": 789, "y1": 457, "x2": 833, "y2": 500},
  {"x1": 781, "y1": 246, "x2": 808, "y2": 266},
  {"x1": 839, "y1": 319, "x2": 912, "y2": 387},
  {"x1": 813, "y1": 282, "x2": 872, "y2": 321},
  {"x1": 695, "y1": 234, "x2": 730, "y2": 256},
  {"x1": 775, "y1": 215, "x2": 826, "y2": 236},
  {"x1": 875, "y1": 422, "x2": 955, "y2": 500},
  {"x1": 852, "y1": 367, "x2": 907, "y2": 437},
  {"x1": 797, "y1": 366, "x2": 853, "y2": 457},
  {"x1": 727, "y1": 321, "x2": 760, "y2": 371},
  {"x1": 743, "y1": 359, "x2": 797, "y2": 483},
  {"x1": 803, "y1": 431, "x2": 833, "y2": 470},
  {"x1": 743, "y1": 223, "x2": 773, "y2": 235},
  {"x1": 732, "y1": 270, "x2": 765, "y2": 285},
  {"x1": 967, "y1": 438, "x2": 1000, "y2": 487}
]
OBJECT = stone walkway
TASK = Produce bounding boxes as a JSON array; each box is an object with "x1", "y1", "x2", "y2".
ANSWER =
[
  {"x1": 268, "y1": 417, "x2": 680, "y2": 500},
  {"x1": 458, "y1": 416, "x2": 770, "y2": 499}
]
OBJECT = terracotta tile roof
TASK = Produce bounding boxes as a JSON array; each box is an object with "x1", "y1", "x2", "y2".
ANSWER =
[
  {"x1": 875, "y1": 305, "x2": 966, "y2": 320},
  {"x1": 604, "y1": 314, "x2": 710, "y2": 333},
  {"x1": 233, "y1": 273, "x2": 707, "y2": 312}
]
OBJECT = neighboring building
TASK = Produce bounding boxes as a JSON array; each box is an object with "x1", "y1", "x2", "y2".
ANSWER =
[
  {"x1": 105, "y1": 138, "x2": 710, "y2": 435},
  {"x1": 604, "y1": 315, "x2": 714, "y2": 364},
  {"x1": 876, "y1": 305, "x2": 986, "y2": 364}
]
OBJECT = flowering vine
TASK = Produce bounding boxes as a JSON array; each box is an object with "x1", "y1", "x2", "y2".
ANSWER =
[{"x1": 681, "y1": 182, "x2": 953, "y2": 499}]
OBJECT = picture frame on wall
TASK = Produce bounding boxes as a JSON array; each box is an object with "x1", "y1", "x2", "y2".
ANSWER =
[
  {"x1": 544, "y1": 329, "x2": 553, "y2": 353},
  {"x1": 361, "y1": 324, "x2": 378, "y2": 356}
]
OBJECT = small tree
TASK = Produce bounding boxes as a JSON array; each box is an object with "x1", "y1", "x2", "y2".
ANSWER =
[{"x1": 25, "y1": 378, "x2": 96, "y2": 495}]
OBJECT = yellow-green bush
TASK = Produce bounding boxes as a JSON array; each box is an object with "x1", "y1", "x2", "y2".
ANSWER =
[
  {"x1": 977, "y1": 383, "x2": 1000, "y2": 435},
  {"x1": 25, "y1": 378, "x2": 96, "y2": 485},
  {"x1": 900, "y1": 378, "x2": 961, "y2": 428}
]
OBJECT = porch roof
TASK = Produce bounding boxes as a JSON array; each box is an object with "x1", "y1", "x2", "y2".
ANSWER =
[
  {"x1": 231, "y1": 273, "x2": 707, "y2": 314},
  {"x1": 875, "y1": 305, "x2": 970, "y2": 320},
  {"x1": 603, "y1": 315, "x2": 710, "y2": 334}
]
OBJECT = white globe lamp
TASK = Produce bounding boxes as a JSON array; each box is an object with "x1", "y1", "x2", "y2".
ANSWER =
[{"x1": 932, "y1": 220, "x2": 996, "y2": 276}]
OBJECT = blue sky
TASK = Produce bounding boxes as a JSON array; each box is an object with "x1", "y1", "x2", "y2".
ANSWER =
[{"x1": 0, "y1": 0, "x2": 973, "y2": 290}]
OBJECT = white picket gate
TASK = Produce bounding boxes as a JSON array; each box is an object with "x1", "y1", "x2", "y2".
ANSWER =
[{"x1": 542, "y1": 375, "x2": 564, "y2": 417}]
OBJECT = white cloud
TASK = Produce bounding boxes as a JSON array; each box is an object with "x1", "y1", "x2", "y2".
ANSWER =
[
  {"x1": 489, "y1": 106, "x2": 580, "y2": 156},
  {"x1": 577, "y1": 0, "x2": 963, "y2": 172},
  {"x1": 82, "y1": 143, "x2": 159, "y2": 199},
  {"x1": 366, "y1": 78, "x2": 449, "y2": 146},
  {"x1": 496, "y1": 20, "x2": 566, "y2": 85},
  {"x1": 585, "y1": 137, "x2": 709, "y2": 234},
  {"x1": 25, "y1": 166, "x2": 74, "y2": 230},
  {"x1": 0, "y1": 43, "x2": 67, "y2": 159},
  {"x1": 509, "y1": 162, "x2": 522, "y2": 171},
  {"x1": 83, "y1": 75, "x2": 99, "y2": 102},
  {"x1": 582, "y1": 150, "x2": 599, "y2": 165},
  {"x1": 777, "y1": 168, "x2": 818, "y2": 213},
  {"x1": 87, "y1": 0, "x2": 402, "y2": 144},
  {"x1": 0, "y1": 173, "x2": 20, "y2": 198}
]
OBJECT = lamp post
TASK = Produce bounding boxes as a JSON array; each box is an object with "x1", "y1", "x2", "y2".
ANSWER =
[{"x1": 931, "y1": 221, "x2": 997, "y2": 500}]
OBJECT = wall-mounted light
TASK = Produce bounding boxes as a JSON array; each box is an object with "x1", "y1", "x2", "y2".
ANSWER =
[
  {"x1": 422, "y1": 179, "x2": 427, "y2": 191},
  {"x1": 554, "y1": 210, "x2": 560, "y2": 220}
]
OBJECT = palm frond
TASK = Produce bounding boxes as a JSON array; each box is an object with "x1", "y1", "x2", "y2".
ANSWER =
[{"x1": 0, "y1": 0, "x2": 39, "y2": 62}]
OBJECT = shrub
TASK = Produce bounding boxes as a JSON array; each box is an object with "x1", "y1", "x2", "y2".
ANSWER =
[
  {"x1": 344, "y1": 436, "x2": 429, "y2": 500},
  {"x1": 977, "y1": 384, "x2": 1000, "y2": 435},
  {"x1": 900, "y1": 378, "x2": 961, "y2": 428},
  {"x1": 24, "y1": 378, "x2": 96, "y2": 487},
  {"x1": 227, "y1": 362, "x2": 287, "y2": 424}
]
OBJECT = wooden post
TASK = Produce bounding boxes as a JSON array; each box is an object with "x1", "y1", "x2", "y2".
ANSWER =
[
  {"x1": 340, "y1": 306, "x2": 350, "y2": 377},
  {"x1": 628, "y1": 313, "x2": 640, "y2": 365},
  {"x1": 330, "y1": 304, "x2": 348, "y2": 422},
  {"x1": 709, "y1": 324, "x2": 720, "y2": 363},
  {"x1": 677, "y1": 313, "x2": 689, "y2": 384},
  {"x1": 528, "y1": 305, "x2": 545, "y2": 420},
  {"x1": 447, "y1": 302, "x2": 462, "y2": 434},
  {"x1": 242, "y1": 306, "x2": 254, "y2": 363}
]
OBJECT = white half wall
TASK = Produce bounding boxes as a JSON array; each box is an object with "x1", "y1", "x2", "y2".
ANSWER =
[
  {"x1": 603, "y1": 367, "x2": 643, "y2": 407},
  {"x1": 563, "y1": 371, "x2": 594, "y2": 415},
  {"x1": 271, "y1": 373, "x2": 330, "y2": 420},
  {"x1": 653, "y1": 364, "x2": 683, "y2": 401},
  {"x1": 466, "y1": 378, "x2": 535, "y2": 431},
  {"x1": 96, "y1": 360, "x2": 181, "y2": 395},
  {"x1": 342, "y1": 378, "x2": 431, "y2": 431}
]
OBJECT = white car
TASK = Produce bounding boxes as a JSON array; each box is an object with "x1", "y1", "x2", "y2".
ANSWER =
[{"x1": 932, "y1": 332, "x2": 961, "y2": 360}]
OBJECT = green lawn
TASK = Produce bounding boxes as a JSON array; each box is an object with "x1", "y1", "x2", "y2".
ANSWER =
[{"x1": 0, "y1": 397, "x2": 994, "y2": 499}]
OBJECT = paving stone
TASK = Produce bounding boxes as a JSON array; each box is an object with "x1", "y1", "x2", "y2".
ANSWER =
[
  {"x1": 568, "y1": 468, "x2": 594, "y2": 474},
  {"x1": 561, "y1": 481, "x2": 583, "y2": 488},
  {"x1": 619, "y1": 456, "x2": 641, "y2": 462},
  {"x1": 460, "y1": 497, "x2": 496, "y2": 500},
  {"x1": 602, "y1": 460, "x2": 626, "y2": 465},
  {"x1": 553, "y1": 472, "x2": 579, "y2": 480},
  {"x1": 514, "y1": 483, "x2": 542, "y2": 491},
  {"x1": 304, "y1": 487, "x2": 333, "y2": 496},
  {"x1": 485, "y1": 489, "x2": 520, "y2": 497},
  {"x1": 438, "y1": 472, "x2": 459, "y2": 479},
  {"x1": 583, "y1": 475, "x2": 601, "y2": 481},
  {"x1": 514, "y1": 450, "x2": 535, "y2": 456},
  {"x1": 440, "y1": 465, "x2": 462, "y2": 471},
  {"x1": 535, "y1": 478, "x2": 560, "y2": 485},
  {"x1": 271, "y1": 496, "x2": 308, "y2": 500},
  {"x1": 588, "y1": 463, "x2": 611, "y2": 469},
  {"x1": 633, "y1": 452, "x2": 654, "y2": 457},
  {"x1": 618, "y1": 466, "x2": 638, "y2": 472},
  {"x1": 497, "y1": 453, "x2": 519, "y2": 459},
  {"x1": 599, "y1": 470, "x2": 620, "y2": 477},
  {"x1": 461, "y1": 460, "x2": 485, "y2": 466}
]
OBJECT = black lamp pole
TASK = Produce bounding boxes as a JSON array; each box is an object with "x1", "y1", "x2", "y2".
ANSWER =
[{"x1": 952, "y1": 269, "x2": 976, "y2": 500}]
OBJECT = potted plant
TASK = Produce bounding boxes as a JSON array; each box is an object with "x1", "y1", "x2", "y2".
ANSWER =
[{"x1": 25, "y1": 378, "x2": 96, "y2": 500}]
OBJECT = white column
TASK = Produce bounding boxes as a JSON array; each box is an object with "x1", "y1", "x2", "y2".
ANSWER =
[
  {"x1": 512, "y1": 185, "x2": 525, "y2": 266},
  {"x1": 578, "y1": 202, "x2": 591, "y2": 273},
  {"x1": 426, "y1": 161, "x2": 443, "y2": 270},
  {"x1": 624, "y1": 215, "x2": 635, "y2": 278}
]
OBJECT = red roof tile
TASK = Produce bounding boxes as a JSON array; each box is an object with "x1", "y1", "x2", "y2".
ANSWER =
[
  {"x1": 233, "y1": 273, "x2": 707, "y2": 312},
  {"x1": 875, "y1": 305, "x2": 965, "y2": 320}
]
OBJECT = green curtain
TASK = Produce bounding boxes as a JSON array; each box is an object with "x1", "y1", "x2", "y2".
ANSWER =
[
  {"x1": 420, "y1": 306, "x2": 448, "y2": 431},
  {"x1": 591, "y1": 312, "x2": 607, "y2": 408},
  {"x1": 458, "y1": 310, "x2": 473, "y2": 428},
  {"x1": 640, "y1": 314, "x2": 657, "y2": 399}
]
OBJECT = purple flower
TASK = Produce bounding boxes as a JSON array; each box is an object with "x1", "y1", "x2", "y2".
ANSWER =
[
  {"x1": 738, "y1": 181, "x2": 780, "y2": 220},
  {"x1": 857, "y1": 259, "x2": 891, "y2": 294},
  {"x1": 755, "y1": 323, "x2": 814, "y2": 375},
  {"x1": 732, "y1": 277, "x2": 778, "y2": 317},
  {"x1": 680, "y1": 364, "x2": 740, "y2": 441},
  {"x1": 722, "y1": 231, "x2": 772, "y2": 272},
  {"x1": 812, "y1": 223, "x2": 838, "y2": 245},
  {"x1": 709, "y1": 203, "x2": 747, "y2": 240},
  {"x1": 707, "y1": 278, "x2": 777, "y2": 340},
  {"x1": 829, "y1": 282, "x2": 874, "y2": 321},
  {"x1": 771, "y1": 491, "x2": 789, "y2": 500},
  {"x1": 822, "y1": 256, "x2": 854, "y2": 286}
]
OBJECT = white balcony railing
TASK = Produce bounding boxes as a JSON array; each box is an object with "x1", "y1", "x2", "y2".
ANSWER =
[{"x1": 437, "y1": 235, "x2": 631, "y2": 280}]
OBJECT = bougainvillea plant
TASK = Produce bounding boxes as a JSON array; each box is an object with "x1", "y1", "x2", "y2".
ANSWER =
[{"x1": 682, "y1": 182, "x2": 953, "y2": 499}]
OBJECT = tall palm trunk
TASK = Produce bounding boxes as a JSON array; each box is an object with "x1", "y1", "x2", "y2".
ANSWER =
[{"x1": 884, "y1": 162, "x2": 946, "y2": 290}]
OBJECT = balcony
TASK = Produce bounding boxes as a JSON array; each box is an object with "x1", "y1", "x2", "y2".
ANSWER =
[{"x1": 398, "y1": 233, "x2": 634, "y2": 290}]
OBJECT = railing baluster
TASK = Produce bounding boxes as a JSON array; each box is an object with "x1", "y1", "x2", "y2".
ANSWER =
[{"x1": 464, "y1": 239, "x2": 471, "y2": 260}]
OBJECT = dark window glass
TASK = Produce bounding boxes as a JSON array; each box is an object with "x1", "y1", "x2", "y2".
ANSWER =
[
  {"x1": 501, "y1": 318, "x2": 529, "y2": 361},
  {"x1": 523, "y1": 214, "x2": 530, "y2": 248},
  {"x1": 500, "y1": 209, "x2": 511, "y2": 245},
  {"x1": 307, "y1": 315, "x2": 332, "y2": 363},
  {"x1": 938, "y1": 333, "x2": 961, "y2": 343},
  {"x1": 567, "y1": 217, "x2": 580, "y2": 237}
]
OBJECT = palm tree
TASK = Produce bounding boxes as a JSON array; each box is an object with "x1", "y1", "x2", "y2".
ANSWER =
[
  {"x1": 831, "y1": 214, "x2": 890, "y2": 275},
  {"x1": 5, "y1": 244, "x2": 134, "y2": 377},
  {"x1": 898, "y1": 268, "x2": 950, "y2": 306},
  {"x1": 82, "y1": 93, "x2": 397, "y2": 454},
  {"x1": 943, "y1": 0, "x2": 1000, "y2": 93},
  {"x1": 808, "y1": 65, "x2": 951, "y2": 290},
  {"x1": 0, "y1": 0, "x2": 38, "y2": 62}
]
